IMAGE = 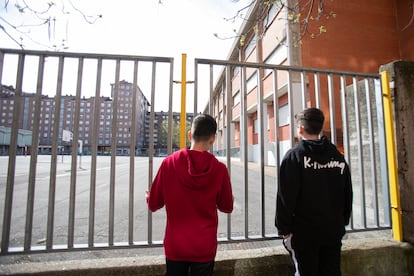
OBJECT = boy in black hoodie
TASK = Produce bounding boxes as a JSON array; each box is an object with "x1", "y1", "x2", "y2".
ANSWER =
[{"x1": 275, "y1": 108, "x2": 353, "y2": 276}]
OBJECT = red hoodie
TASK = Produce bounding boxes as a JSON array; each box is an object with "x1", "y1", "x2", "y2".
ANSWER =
[{"x1": 147, "y1": 149, "x2": 234, "y2": 262}]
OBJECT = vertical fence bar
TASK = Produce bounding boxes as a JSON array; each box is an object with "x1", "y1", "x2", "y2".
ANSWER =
[
  {"x1": 340, "y1": 75, "x2": 351, "y2": 165},
  {"x1": 194, "y1": 60, "x2": 198, "y2": 116},
  {"x1": 240, "y1": 65, "x2": 249, "y2": 238},
  {"x1": 24, "y1": 55, "x2": 45, "y2": 251},
  {"x1": 300, "y1": 71, "x2": 306, "y2": 110},
  {"x1": 225, "y1": 65, "x2": 232, "y2": 239},
  {"x1": 167, "y1": 60, "x2": 174, "y2": 155},
  {"x1": 353, "y1": 76, "x2": 367, "y2": 228},
  {"x1": 256, "y1": 68, "x2": 265, "y2": 236},
  {"x1": 272, "y1": 68, "x2": 280, "y2": 211},
  {"x1": 193, "y1": 61, "x2": 198, "y2": 116},
  {"x1": 47, "y1": 56, "x2": 64, "y2": 249},
  {"x1": 314, "y1": 72, "x2": 321, "y2": 108},
  {"x1": 68, "y1": 57, "x2": 84, "y2": 248},
  {"x1": 89, "y1": 58, "x2": 102, "y2": 247},
  {"x1": 1, "y1": 53, "x2": 24, "y2": 253},
  {"x1": 128, "y1": 60, "x2": 138, "y2": 245},
  {"x1": 340, "y1": 75, "x2": 353, "y2": 229},
  {"x1": 0, "y1": 51, "x2": 4, "y2": 86},
  {"x1": 147, "y1": 61, "x2": 156, "y2": 244},
  {"x1": 327, "y1": 73, "x2": 337, "y2": 144},
  {"x1": 374, "y1": 78, "x2": 391, "y2": 226},
  {"x1": 209, "y1": 64, "x2": 214, "y2": 116},
  {"x1": 287, "y1": 70, "x2": 295, "y2": 148},
  {"x1": 109, "y1": 59, "x2": 121, "y2": 246},
  {"x1": 364, "y1": 78, "x2": 379, "y2": 226}
]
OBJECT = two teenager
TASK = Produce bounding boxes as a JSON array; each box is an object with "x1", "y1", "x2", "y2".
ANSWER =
[{"x1": 147, "y1": 109, "x2": 353, "y2": 276}]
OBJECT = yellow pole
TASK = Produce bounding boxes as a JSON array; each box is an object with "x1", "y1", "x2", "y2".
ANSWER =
[
  {"x1": 381, "y1": 70, "x2": 403, "y2": 241},
  {"x1": 180, "y1": 53, "x2": 187, "y2": 149}
]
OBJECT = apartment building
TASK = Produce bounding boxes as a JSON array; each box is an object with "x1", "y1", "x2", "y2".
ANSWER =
[
  {"x1": 1, "y1": 81, "x2": 195, "y2": 156},
  {"x1": 208, "y1": 0, "x2": 414, "y2": 164},
  {"x1": 0, "y1": 80, "x2": 150, "y2": 155},
  {"x1": 109, "y1": 80, "x2": 150, "y2": 155}
]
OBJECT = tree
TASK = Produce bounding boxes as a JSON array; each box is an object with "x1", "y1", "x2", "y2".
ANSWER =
[
  {"x1": 215, "y1": 0, "x2": 336, "y2": 46},
  {"x1": 159, "y1": 119, "x2": 191, "y2": 150},
  {"x1": 0, "y1": 0, "x2": 102, "y2": 50}
]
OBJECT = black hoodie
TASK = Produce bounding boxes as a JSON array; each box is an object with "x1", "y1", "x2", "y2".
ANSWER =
[{"x1": 275, "y1": 136, "x2": 353, "y2": 244}]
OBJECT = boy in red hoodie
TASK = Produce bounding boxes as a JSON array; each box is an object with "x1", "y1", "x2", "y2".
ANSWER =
[{"x1": 147, "y1": 114, "x2": 234, "y2": 276}]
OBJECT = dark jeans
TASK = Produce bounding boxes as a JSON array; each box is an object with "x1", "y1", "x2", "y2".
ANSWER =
[{"x1": 165, "y1": 258, "x2": 215, "y2": 276}]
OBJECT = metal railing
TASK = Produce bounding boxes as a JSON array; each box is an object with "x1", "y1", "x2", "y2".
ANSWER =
[
  {"x1": 0, "y1": 49, "x2": 391, "y2": 255},
  {"x1": 195, "y1": 58, "x2": 392, "y2": 239}
]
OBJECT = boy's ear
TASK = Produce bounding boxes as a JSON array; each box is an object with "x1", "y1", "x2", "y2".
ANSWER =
[
  {"x1": 188, "y1": 131, "x2": 192, "y2": 141},
  {"x1": 297, "y1": 124, "x2": 304, "y2": 136}
]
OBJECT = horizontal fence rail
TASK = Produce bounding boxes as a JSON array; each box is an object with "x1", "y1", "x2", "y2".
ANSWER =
[{"x1": 0, "y1": 49, "x2": 391, "y2": 255}]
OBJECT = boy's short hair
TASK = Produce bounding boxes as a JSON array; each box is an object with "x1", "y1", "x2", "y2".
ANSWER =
[
  {"x1": 191, "y1": 114, "x2": 217, "y2": 142},
  {"x1": 295, "y1": 108, "x2": 325, "y2": 135}
]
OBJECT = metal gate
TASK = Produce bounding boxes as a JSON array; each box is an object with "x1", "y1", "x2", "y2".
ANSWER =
[{"x1": 0, "y1": 48, "x2": 392, "y2": 255}]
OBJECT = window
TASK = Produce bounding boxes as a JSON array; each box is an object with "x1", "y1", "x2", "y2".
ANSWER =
[
  {"x1": 244, "y1": 34, "x2": 257, "y2": 57},
  {"x1": 247, "y1": 72, "x2": 258, "y2": 92},
  {"x1": 279, "y1": 104, "x2": 290, "y2": 126},
  {"x1": 253, "y1": 116, "x2": 270, "y2": 133},
  {"x1": 264, "y1": 42, "x2": 287, "y2": 76},
  {"x1": 233, "y1": 90, "x2": 240, "y2": 106},
  {"x1": 233, "y1": 66, "x2": 240, "y2": 78},
  {"x1": 254, "y1": 118, "x2": 259, "y2": 134}
]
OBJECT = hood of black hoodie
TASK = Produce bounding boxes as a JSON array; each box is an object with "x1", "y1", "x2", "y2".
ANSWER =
[
  {"x1": 172, "y1": 149, "x2": 218, "y2": 190},
  {"x1": 300, "y1": 136, "x2": 332, "y2": 155}
]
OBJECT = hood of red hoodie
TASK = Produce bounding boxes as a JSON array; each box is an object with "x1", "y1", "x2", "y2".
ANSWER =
[{"x1": 172, "y1": 149, "x2": 219, "y2": 190}]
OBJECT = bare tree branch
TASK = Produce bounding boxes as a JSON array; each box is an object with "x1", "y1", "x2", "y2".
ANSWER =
[
  {"x1": 217, "y1": 0, "x2": 335, "y2": 47},
  {"x1": 1, "y1": 0, "x2": 102, "y2": 50}
]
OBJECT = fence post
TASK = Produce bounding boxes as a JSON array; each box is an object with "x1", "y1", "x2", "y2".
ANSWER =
[{"x1": 381, "y1": 61, "x2": 414, "y2": 244}]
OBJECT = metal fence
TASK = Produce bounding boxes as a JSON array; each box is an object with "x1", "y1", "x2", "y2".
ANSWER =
[
  {"x1": 0, "y1": 49, "x2": 391, "y2": 255},
  {"x1": 194, "y1": 58, "x2": 392, "y2": 237}
]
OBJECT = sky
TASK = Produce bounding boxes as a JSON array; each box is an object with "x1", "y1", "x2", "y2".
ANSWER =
[{"x1": 0, "y1": 0, "x2": 251, "y2": 111}]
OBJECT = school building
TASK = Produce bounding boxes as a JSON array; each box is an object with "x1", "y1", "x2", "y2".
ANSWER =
[{"x1": 207, "y1": 0, "x2": 414, "y2": 164}]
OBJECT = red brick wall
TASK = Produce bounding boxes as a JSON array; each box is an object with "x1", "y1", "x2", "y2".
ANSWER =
[
  {"x1": 301, "y1": 0, "x2": 401, "y2": 72},
  {"x1": 396, "y1": 0, "x2": 414, "y2": 60}
]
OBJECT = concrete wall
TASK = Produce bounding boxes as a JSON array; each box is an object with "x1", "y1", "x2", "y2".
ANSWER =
[
  {"x1": 381, "y1": 61, "x2": 414, "y2": 244},
  {"x1": 393, "y1": 61, "x2": 414, "y2": 244},
  {"x1": 1, "y1": 239, "x2": 413, "y2": 275}
]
